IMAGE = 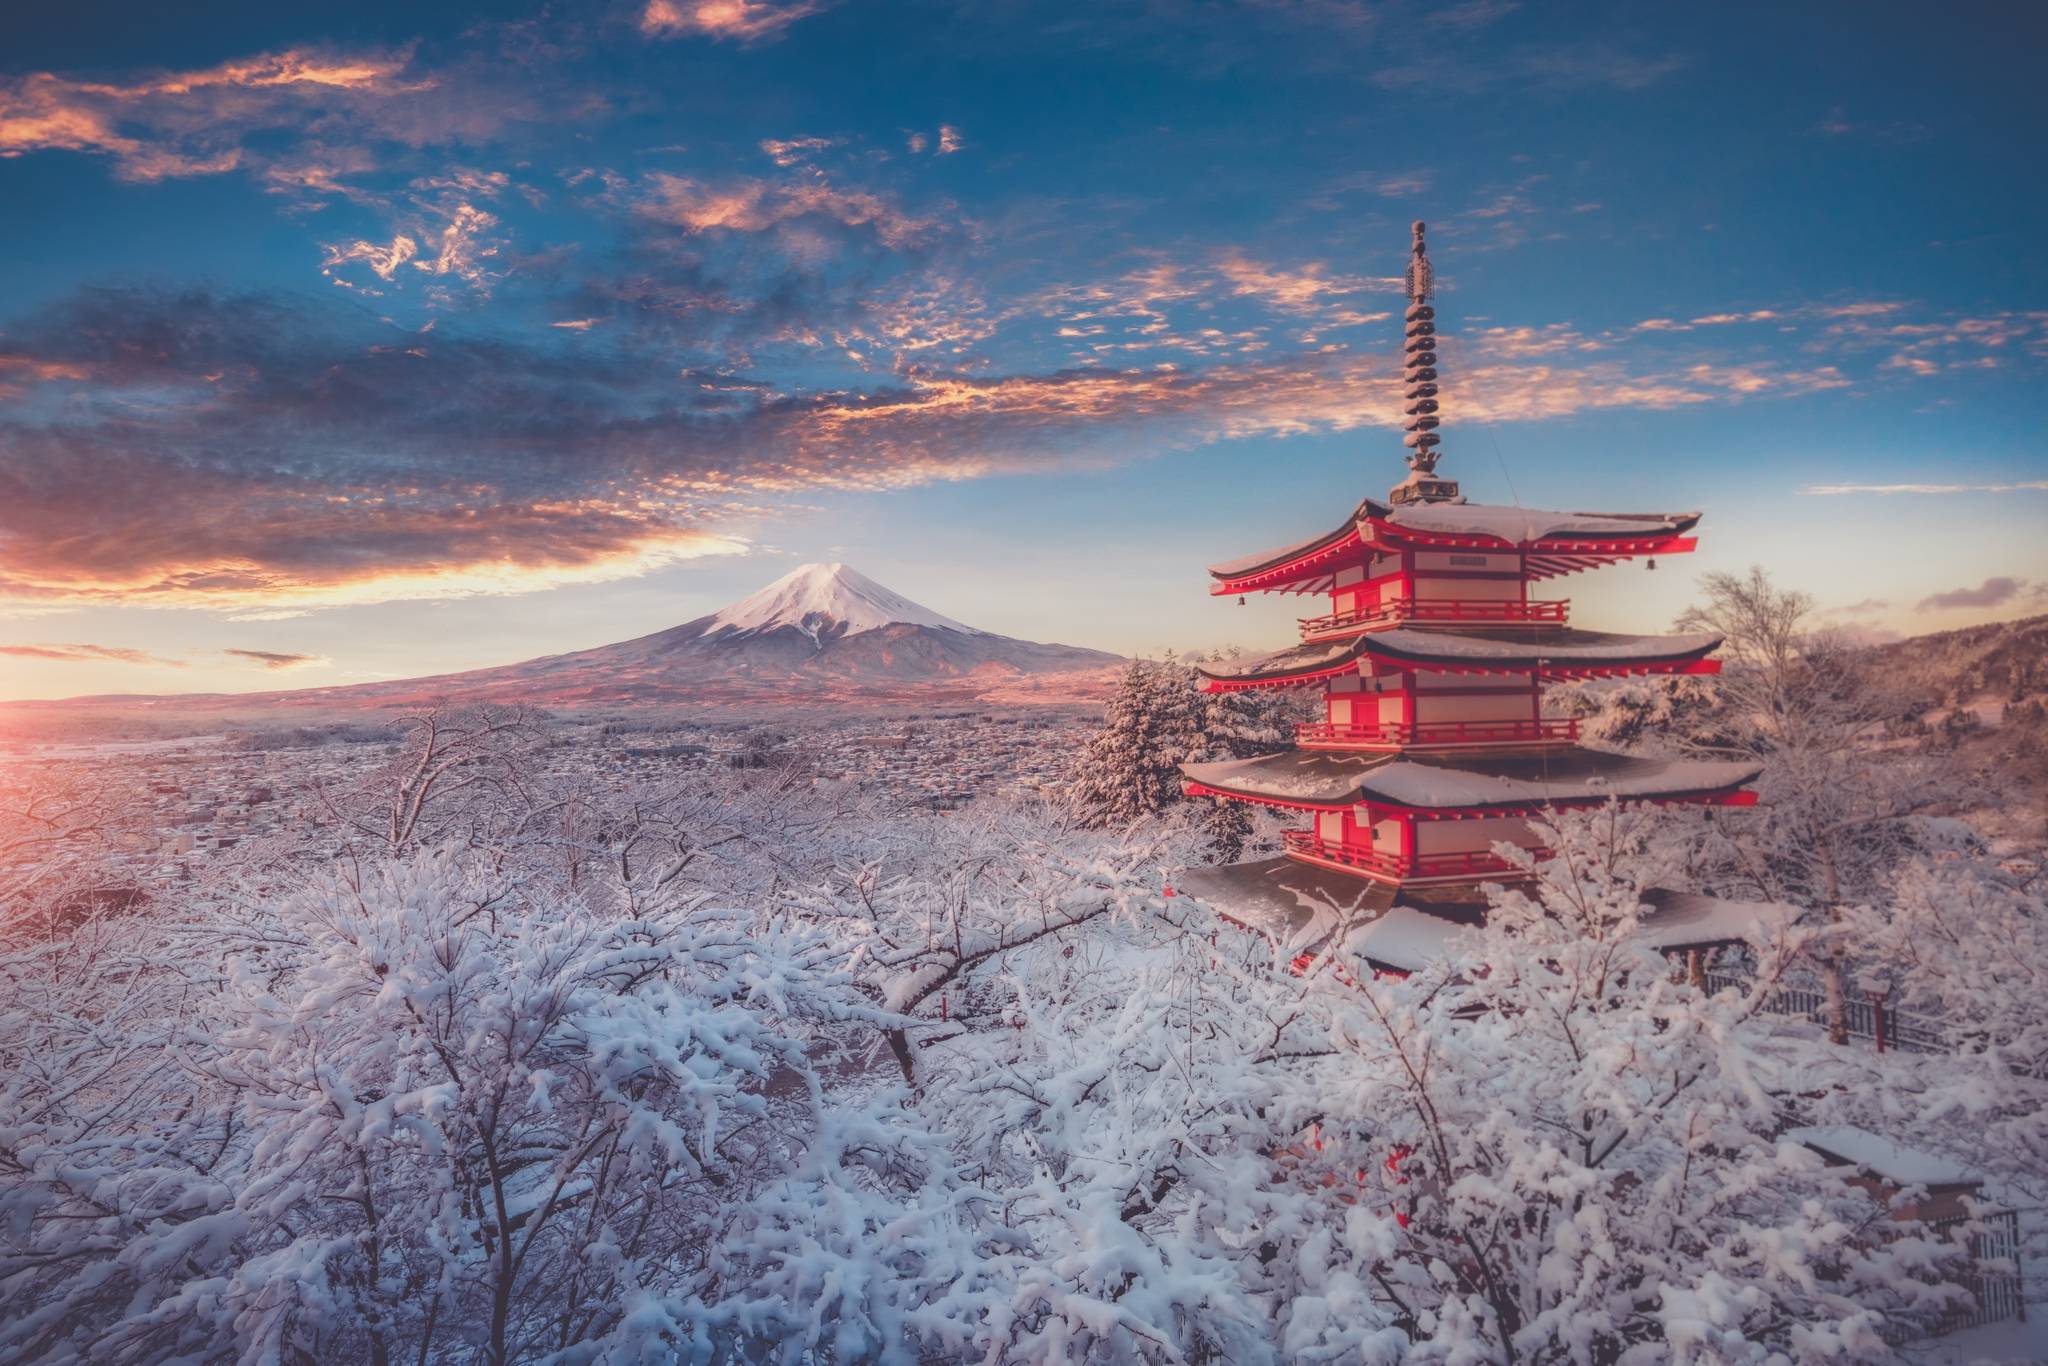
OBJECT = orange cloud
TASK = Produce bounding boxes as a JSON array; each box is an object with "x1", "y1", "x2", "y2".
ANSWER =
[
  {"x1": 323, "y1": 234, "x2": 419, "y2": 282},
  {"x1": 0, "y1": 48, "x2": 415, "y2": 182},
  {"x1": 640, "y1": 172, "x2": 940, "y2": 248},
  {"x1": 641, "y1": 0, "x2": 821, "y2": 42},
  {"x1": 761, "y1": 135, "x2": 835, "y2": 166}
]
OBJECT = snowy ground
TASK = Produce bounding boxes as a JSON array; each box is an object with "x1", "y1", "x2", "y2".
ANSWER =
[{"x1": 1911, "y1": 1312, "x2": 2047, "y2": 1364}]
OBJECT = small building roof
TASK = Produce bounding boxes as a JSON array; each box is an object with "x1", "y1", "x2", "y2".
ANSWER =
[
  {"x1": 1341, "y1": 905, "x2": 1486, "y2": 973},
  {"x1": 1175, "y1": 855, "x2": 1485, "y2": 972},
  {"x1": 1635, "y1": 888, "x2": 1799, "y2": 950},
  {"x1": 1181, "y1": 747, "x2": 1761, "y2": 812},
  {"x1": 1783, "y1": 1126, "x2": 1978, "y2": 1191},
  {"x1": 1194, "y1": 625, "x2": 1723, "y2": 688}
]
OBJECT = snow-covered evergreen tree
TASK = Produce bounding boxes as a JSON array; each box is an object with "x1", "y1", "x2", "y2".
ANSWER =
[
  {"x1": 1068, "y1": 659, "x2": 1187, "y2": 826},
  {"x1": 1069, "y1": 650, "x2": 1293, "y2": 839}
]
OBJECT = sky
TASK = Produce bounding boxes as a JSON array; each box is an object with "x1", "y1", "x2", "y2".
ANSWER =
[{"x1": 1, "y1": 0, "x2": 2045, "y2": 701}]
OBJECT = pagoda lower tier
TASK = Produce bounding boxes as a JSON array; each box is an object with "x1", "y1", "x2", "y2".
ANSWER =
[
  {"x1": 1176, "y1": 856, "x2": 1794, "y2": 978},
  {"x1": 1182, "y1": 747, "x2": 1759, "y2": 886}
]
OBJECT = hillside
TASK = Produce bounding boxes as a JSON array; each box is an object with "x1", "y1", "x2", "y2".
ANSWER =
[{"x1": 1869, "y1": 613, "x2": 2048, "y2": 707}]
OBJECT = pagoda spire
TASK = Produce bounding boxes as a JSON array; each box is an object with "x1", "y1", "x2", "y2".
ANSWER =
[{"x1": 1391, "y1": 220, "x2": 1461, "y2": 505}]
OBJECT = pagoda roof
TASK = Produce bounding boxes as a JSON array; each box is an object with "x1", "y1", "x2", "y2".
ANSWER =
[
  {"x1": 1181, "y1": 747, "x2": 1761, "y2": 813},
  {"x1": 1369, "y1": 498, "x2": 1701, "y2": 545},
  {"x1": 1179, "y1": 857, "x2": 1788, "y2": 973},
  {"x1": 1195, "y1": 625, "x2": 1723, "y2": 688},
  {"x1": 1207, "y1": 498, "x2": 1702, "y2": 594}
]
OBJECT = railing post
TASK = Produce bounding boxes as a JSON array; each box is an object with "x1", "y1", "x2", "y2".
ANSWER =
[{"x1": 1872, "y1": 991, "x2": 1887, "y2": 1053}]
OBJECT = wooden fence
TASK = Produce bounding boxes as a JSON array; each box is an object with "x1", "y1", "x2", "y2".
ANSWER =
[{"x1": 1703, "y1": 971, "x2": 1949, "y2": 1054}]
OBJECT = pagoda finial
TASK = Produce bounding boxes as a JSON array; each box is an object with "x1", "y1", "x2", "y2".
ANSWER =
[{"x1": 1391, "y1": 221, "x2": 1459, "y2": 505}]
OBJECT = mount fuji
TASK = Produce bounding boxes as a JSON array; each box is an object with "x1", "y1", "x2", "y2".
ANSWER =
[
  {"x1": 689, "y1": 562, "x2": 987, "y2": 644},
  {"x1": 12, "y1": 564, "x2": 1123, "y2": 714},
  {"x1": 562, "y1": 561, "x2": 1121, "y2": 690}
]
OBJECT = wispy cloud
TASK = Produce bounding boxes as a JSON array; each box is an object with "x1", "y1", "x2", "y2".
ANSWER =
[
  {"x1": 638, "y1": 171, "x2": 942, "y2": 249},
  {"x1": 1812, "y1": 107, "x2": 1926, "y2": 144},
  {"x1": 0, "y1": 642, "x2": 183, "y2": 666},
  {"x1": 224, "y1": 648, "x2": 328, "y2": 669},
  {"x1": 1, "y1": 48, "x2": 411, "y2": 182},
  {"x1": 1800, "y1": 481, "x2": 2048, "y2": 496},
  {"x1": 760, "y1": 135, "x2": 836, "y2": 167},
  {"x1": 1917, "y1": 577, "x2": 2028, "y2": 612}
]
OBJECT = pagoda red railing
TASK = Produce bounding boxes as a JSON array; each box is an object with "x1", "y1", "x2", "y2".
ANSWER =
[
  {"x1": 1298, "y1": 597, "x2": 1568, "y2": 640},
  {"x1": 1295, "y1": 717, "x2": 1581, "y2": 749},
  {"x1": 1282, "y1": 830, "x2": 1542, "y2": 880}
]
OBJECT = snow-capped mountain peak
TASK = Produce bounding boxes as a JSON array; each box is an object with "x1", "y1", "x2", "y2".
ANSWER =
[{"x1": 700, "y1": 562, "x2": 983, "y2": 642}]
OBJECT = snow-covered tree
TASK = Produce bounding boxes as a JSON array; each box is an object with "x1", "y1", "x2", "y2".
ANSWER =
[
  {"x1": 0, "y1": 845, "x2": 976, "y2": 1364},
  {"x1": 1285, "y1": 806, "x2": 1968, "y2": 1361},
  {"x1": 1677, "y1": 567, "x2": 1948, "y2": 1041},
  {"x1": 1837, "y1": 852, "x2": 2048, "y2": 1222},
  {"x1": 1068, "y1": 659, "x2": 1191, "y2": 827},
  {"x1": 1069, "y1": 651, "x2": 1293, "y2": 859}
]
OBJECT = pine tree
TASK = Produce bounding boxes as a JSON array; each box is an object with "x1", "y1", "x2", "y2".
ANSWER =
[
  {"x1": 1070, "y1": 650, "x2": 1298, "y2": 833},
  {"x1": 1068, "y1": 659, "x2": 1183, "y2": 825},
  {"x1": 1194, "y1": 647, "x2": 1295, "y2": 759}
]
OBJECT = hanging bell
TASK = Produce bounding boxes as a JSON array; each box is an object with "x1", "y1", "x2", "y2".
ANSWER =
[
  {"x1": 1238, "y1": 596, "x2": 1247, "y2": 605},
  {"x1": 1646, "y1": 558, "x2": 1657, "y2": 572}
]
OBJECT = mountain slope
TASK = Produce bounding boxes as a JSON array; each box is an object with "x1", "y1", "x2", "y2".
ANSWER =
[
  {"x1": 10, "y1": 563, "x2": 1123, "y2": 714},
  {"x1": 1868, "y1": 612, "x2": 2048, "y2": 705}
]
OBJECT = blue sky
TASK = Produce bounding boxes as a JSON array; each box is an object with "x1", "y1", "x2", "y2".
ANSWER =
[{"x1": 1, "y1": 0, "x2": 2043, "y2": 698}]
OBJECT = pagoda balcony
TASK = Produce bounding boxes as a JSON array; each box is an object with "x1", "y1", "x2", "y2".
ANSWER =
[
  {"x1": 1297, "y1": 597, "x2": 1568, "y2": 641},
  {"x1": 1295, "y1": 717, "x2": 1581, "y2": 750},
  {"x1": 1281, "y1": 830, "x2": 1542, "y2": 882}
]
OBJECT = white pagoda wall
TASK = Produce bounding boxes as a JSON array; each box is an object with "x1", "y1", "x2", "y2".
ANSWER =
[
  {"x1": 1414, "y1": 577, "x2": 1520, "y2": 602},
  {"x1": 1415, "y1": 817, "x2": 1534, "y2": 854},
  {"x1": 1413, "y1": 692, "x2": 1533, "y2": 723}
]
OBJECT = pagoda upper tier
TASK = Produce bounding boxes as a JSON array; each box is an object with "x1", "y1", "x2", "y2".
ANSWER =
[{"x1": 1209, "y1": 496, "x2": 1700, "y2": 597}]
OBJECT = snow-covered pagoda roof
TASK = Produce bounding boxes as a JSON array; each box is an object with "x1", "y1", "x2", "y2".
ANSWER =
[
  {"x1": 1207, "y1": 498, "x2": 1702, "y2": 595},
  {"x1": 1194, "y1": 626, "x2": 1723, "y2": 689},
  {"x1": 1179, "y1": 857, "x2": 1790, "y2": 973},
  {"x1": 1181, "y1": 748, "x2": 1761, "y2": 813}
]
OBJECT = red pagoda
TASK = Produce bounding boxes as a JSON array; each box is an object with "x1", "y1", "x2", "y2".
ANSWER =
[{"x1": 1178, "y1": 222, "x2": 1774, "y2": 975}]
